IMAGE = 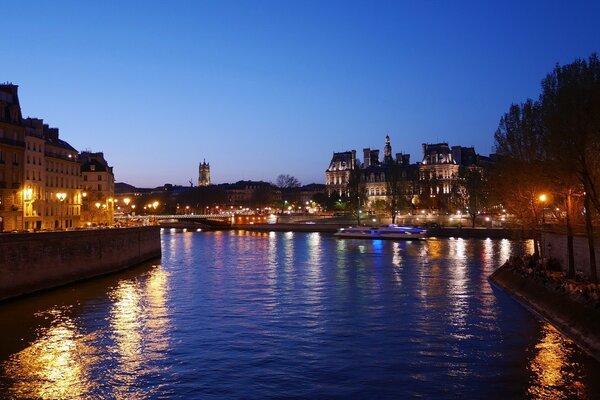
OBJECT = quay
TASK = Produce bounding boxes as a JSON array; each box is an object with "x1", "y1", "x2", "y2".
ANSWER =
[
  {"x1": 0, "y1": 226, "x2": 161, "y2": 302},
  {"x1": 490, "y1": 261, "x2": 600, "y2": 362}
]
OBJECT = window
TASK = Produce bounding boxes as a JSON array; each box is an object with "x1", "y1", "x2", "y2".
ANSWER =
[{"x1": 98, "y1": 175, "x2": 102, "y2": 181}]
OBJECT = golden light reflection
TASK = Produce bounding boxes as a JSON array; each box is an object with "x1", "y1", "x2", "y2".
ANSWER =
[
  {"x1": 427, "y1": 239, "x2": 442, "y2": 260},
  {"x1": 3, "y1": 310, "x2": 97, "y2": 399},
  {"x1": 499, "y1": 239, "x2": 511, "y2": 265},
  {"x1": 108, "y1": 265, "x2": 171, "y2": 398},
  {"x1": 110, "y1": 280, "x2": 144, "y2": 388},
  {"x1": 527, "y1": 323, "x2": 586, "y2": 399}
]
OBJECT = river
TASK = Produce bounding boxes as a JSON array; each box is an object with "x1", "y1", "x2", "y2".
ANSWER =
[{"x1": 0, "y1": 230, "x2": 599, "y2": 399}]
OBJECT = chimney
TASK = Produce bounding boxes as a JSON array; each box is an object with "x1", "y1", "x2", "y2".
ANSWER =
[{"x1": 363, "y1": 148, "x2": 371, "y2": 168}]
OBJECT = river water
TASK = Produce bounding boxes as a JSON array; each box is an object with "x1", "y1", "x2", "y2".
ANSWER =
[{"x1": 0, "y1": 231, "x2": 599, "y2": 399}]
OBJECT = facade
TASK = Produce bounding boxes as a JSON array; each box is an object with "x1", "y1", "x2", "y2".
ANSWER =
[
  {"x1": 80, "y1": 151, "x2": 115, "y2": 225},
  {"x1": 0, "y1": 84, "x2": 25, "y2": 231},
  {"x1": 42, "y1": 124, "x2": 82, "y2": 229},
  {"x1": 325, "y1": 150, "x2": 356, "y2": 197},
  {"x1": 198, "y1": 160, "x2": 210, "y2": 186},
  {"x1": 0, "y1": 84, "x2": 117, "y2": 231},
  {"x1": 22, "y1": 118, "x2": 46, "y2": 230},
  {"x1": 220, "y1": 180, "x2": 280, "y2": 207},
  {"x1": 325, "y1": 136, "x2": 488, "y2": 211}
]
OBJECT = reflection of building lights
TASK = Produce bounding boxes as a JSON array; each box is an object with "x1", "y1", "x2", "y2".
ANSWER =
[
  {"x1": 3, "y1": 311, "x2": 93, "y2": 399},
  {"x1": 527, "y1": 324, "x2": 585, "y2": 399}
]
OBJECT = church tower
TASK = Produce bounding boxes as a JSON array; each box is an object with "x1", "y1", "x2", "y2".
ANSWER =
[{"x1": 198, "y1": 160, "x2": 211, "y2": 186}]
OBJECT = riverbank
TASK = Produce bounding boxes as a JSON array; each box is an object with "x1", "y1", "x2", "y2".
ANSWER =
[
  {"x1": 233, "y1": 223, "x2": 518, "y2": 238},
  {"x1": 490, "y1": 258, "x2": 600, "y2": 362},
  {"x1": 0, "y1": 226, "x2": 161, "y2": 302}
]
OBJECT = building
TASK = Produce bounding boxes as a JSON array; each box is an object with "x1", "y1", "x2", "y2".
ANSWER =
[
  {"x1": 325, "y1": 136, "x2": 489, "y2": 212},
  {"x1": 22, "y1": 118, "x2": 46, "y2": 230},
  {"x1": 80, "y1": 151, "x2": 115, "y2": 225},
  {"x1": 41, "y1": 123, "x2": 82, "y2": 229},
  {"x1": 220, "y1": 180, "x2": 280, "y2": 207},
  {"x1": 0, "y1": 84, "x2": 118, "y2": 231},
  {"x1": 198, "y1": 160, "x2": 210, "y2": 186},
  {"x1": 0, "y1": 84, "x2": 25, "y2": 231},
  {"x1": 325, "y1": 150, "x2": 356, "y2": 197}
]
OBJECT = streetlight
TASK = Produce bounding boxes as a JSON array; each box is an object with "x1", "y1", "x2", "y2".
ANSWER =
[
  {"x1": 56, "y1": 192, "x2": 67, "y2": 229},
  {"x1": 539, "y1": 193, "x2": 548, "y2": 224}
]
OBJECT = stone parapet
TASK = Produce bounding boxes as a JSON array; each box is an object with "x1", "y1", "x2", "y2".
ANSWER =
[{"x1": 0, "y1": 227, "x2": 161, "y2": 301}]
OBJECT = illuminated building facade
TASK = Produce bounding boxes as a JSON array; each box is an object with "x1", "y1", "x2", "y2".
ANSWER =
[
  {"x1": 198, "y1": 159, "x2": 210, "y2": 186},
  {"x1": 326, "y1": 136, "x2": 487, "y2": 211},
  {"x1": 80, "y1": 151, "x2": 115, "y2": 225},
  {"x1": 0, "y1": 84, "x2": 25, "y2": 231},
  {"x1": 325, "y1": 150, "x2": 356, "y2": 197}
]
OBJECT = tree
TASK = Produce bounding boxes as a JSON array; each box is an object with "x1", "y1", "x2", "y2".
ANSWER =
[
  {"x1": 541, "y1": 54, "x2": 600, "y2": 282},
  {"x1": 458, "y1": 166, "x2": 489, "y2": 228},
  {"x1": 493, "y1": 99, "x2": 549, "y2": 259},
  {"x1": 347, "y1": 164, "x2": 367, "y2": 225},
  {"x1": 276, "y1": 174, "x2": 301, "y2": 189},
  {"x1": 386, "y1": 161, "x2": 408, "y2": 224}
]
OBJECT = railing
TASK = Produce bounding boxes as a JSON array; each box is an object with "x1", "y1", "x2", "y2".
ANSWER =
[
  {"x1": 0, "y1": 137, "x2": 25, "y2": 148},
  {"x1": 114, "y1": 213, "x2": 235, "y2": 220}
]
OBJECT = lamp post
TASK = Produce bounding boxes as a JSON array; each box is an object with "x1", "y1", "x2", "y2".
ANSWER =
[
  {"x1": 539, "y1": 193, "x2": 548, "y2": 224},
  {"x1": 22, "y1": 187, "x2": 33, "y2": 230},
  {"x1": 56, "y1": 192, "x2": 67, "y2": 229},
  {"x1": 123, "y1": 197, "x2": 131, "y2": 226}
]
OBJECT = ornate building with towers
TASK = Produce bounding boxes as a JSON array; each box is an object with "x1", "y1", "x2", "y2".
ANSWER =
[
  {"x1": 198, "y1": 160, "x2": 210, "y2": 187},
  {"x1": 325, "y1": 135, "x2": 489, "y2": 211}
]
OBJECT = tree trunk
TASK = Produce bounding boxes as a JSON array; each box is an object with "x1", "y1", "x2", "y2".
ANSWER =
[
  {"x1": 584, "y1": 192, "x2": 598, "y2": 283},
  {"x1": 565, "y1": 191, "x2": 575, "y2": 278},
  {"x1": 470, "y1": 214, "x2": 476, "y2": 228}
]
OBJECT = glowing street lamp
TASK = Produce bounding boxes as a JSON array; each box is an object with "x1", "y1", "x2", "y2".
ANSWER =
[
  {"x1": 539, "y1": 193, "x2": 548, "y2": 224},
  {"x1": 56, "y1": 192, "x2": 67, "y2": 229}
]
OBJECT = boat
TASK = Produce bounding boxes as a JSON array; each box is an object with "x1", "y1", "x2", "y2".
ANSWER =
[
  {"x1": 334, "y1": 224, "x2": 427, "y2": 240},
  {"x1": 333, "y1": 226, "x2": 379, "y2": 239},
  {"x1": 376, "y1": 224, "x2": 427, "y2": 240}
]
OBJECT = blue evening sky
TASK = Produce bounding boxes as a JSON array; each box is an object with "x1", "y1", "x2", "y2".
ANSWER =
[{"x1": 3, "y1": 1, "x2": 599, "y2": 187}]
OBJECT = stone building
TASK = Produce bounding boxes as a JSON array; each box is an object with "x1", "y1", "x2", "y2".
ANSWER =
[
  {"x1": 80, "y1": 151, "x2": 115, "y2": 225},
  {"x1": 325, "y1": 150, "x2": 356, "y2": 197},
  {"x1": 325, "y1": 136, "x2": 488, "y2": 211},
  {"x1": 198, "y1": 159, "x2": 210, "y2": 186},
  {"x1": 42, "y1": 124, "x2": 82, "y2": 229},
  {"x1": 0, "y1": 84, "x2": 25, "y2": 231},
  {"x1": 325, "y1": 136, "x2": 414, "y2": 205},
  {"x1": 0, "y1": 84, "x2": 117, "y2": 231}
]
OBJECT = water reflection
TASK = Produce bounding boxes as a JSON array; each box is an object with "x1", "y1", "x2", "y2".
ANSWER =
[
  {"x1": 3, "y1": 308, "x2": 97, "y2": 399},
  {"x1": 528, "y1": 323, "x2": 588, "y2": 399},
  {"x1": 1, "y1": 264, "x2": 170, "y2": 399},
  {"x1": 1, "y1": 234, "x2": 598, "y2": 398}
]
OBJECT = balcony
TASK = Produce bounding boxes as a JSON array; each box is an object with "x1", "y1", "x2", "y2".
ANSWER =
[{"x1": 0, "y1": 137, "x2": 25, "y2": 148}]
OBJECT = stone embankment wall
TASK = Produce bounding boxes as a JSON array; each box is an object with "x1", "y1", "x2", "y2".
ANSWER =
[
  {"x1": 541, "y1": 232, "x2": 600, "y2": 279},
  {"x1": 0, "y1": 227, "x2": 161, "y2": 302},
  {"x1": 490, "y1": 265, "x2": 600, "y2": 362}
]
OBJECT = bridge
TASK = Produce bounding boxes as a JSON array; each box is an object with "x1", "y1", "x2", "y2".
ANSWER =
[{"x1": 114, "y1": 213, "x2": 271, "y2": 228}]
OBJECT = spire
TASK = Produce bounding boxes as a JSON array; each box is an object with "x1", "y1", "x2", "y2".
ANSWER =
[{"x1": 384, "y1": 135, "x2": 392, "y2": 164}]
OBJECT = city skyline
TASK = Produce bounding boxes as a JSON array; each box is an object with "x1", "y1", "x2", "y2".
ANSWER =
[{"x1": 4, "y1": 1, "x2": 600, "y2": 187}]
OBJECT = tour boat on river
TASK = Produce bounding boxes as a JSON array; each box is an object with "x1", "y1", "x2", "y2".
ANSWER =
[{"x1": 334, "y1": 224, "x2": 427, "y2": 240}]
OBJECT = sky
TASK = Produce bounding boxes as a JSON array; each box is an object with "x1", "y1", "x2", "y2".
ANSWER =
[{"x1": 3, "y1": 1, "x2": 600, "y2": 187}]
